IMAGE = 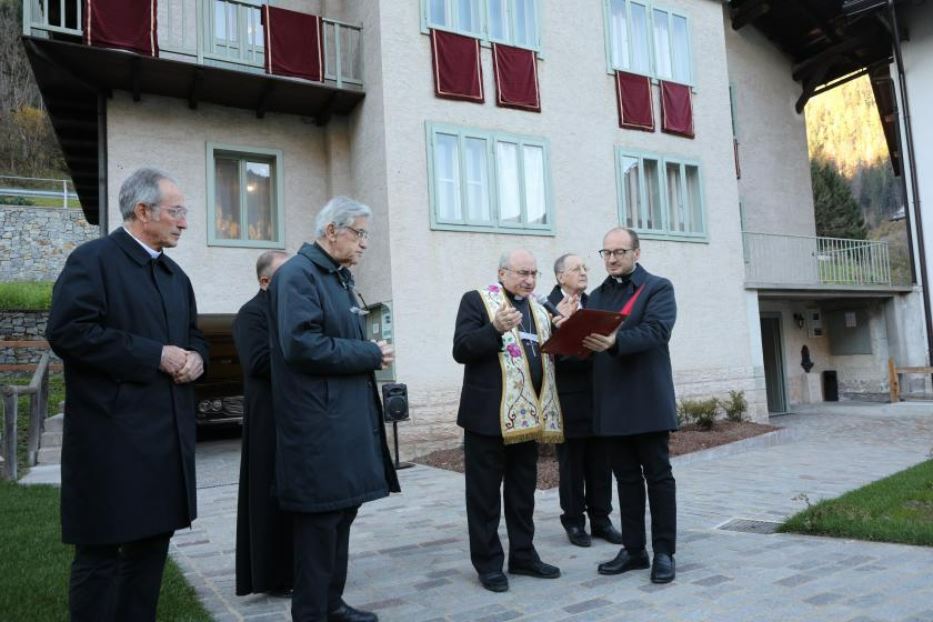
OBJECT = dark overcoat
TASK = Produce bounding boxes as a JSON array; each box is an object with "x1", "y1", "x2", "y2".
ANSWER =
[
  {"x1": 453, "y1": 290, "x2": 510, "y2": 437},
  {"x1": 268, "y1": 242, "x2": 399, "y2": 513},
  {"x1": 547, "y1": 286, "x2": 593, "y2": 438},
  {"x1": 46, "y1": 227, "x2": 208, "y2": 545},
  {"x1": 586, "y1": 264, "x2": 678, "y2": 437},
  {"x1": 234, "y1": 289, "x2": 293, "y2": 595}
]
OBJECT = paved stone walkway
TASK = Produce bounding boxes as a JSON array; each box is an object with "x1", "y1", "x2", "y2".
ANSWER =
[{"x1": 173, "y1": 401, "x2": 933, "y2": 622}]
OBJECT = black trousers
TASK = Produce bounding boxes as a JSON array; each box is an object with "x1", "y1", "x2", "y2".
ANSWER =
[
  {"x1": 68, "y1": 532, "x2": 172, "y2": 622},
  {"x1": 607, "y1": 432, "x2": 676, "y2": 556},
  {"x1": 291, "y1": 506, "x2": 359, "y2": 622},
  {"x1": 556, "y1": 436, "x2": 613, "y2": 530},
  {"x1": 463, "y1": 430, "x2": 539, "y2": 574}
]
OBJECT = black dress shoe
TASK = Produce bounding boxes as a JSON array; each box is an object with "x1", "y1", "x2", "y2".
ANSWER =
[
  {"x1": 565, "y1": 525, "x2": 592, "y2": 547},
  {"x1": 478, "y1": 571, "x2": 509, "y2": 592},
  {"x1": 597, "y1": 548, "x2": 650, "y2": 575},
  {"x1": 508, "y1": 559, "x2": 561, "y2": 579},
  {"x1": 328, "y1": 601, "x2": 378, "y2": 622},
  {"x1": 590, "y1": 524, "x2": 623, "y2": 544},
  {"x1": 651, "y1": 553, "x2": 675, "y2": 584}
]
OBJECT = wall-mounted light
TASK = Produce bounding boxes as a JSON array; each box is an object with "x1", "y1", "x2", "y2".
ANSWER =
[{"x1": 793, "y1": 313, "x2": 805, "y2": 329}]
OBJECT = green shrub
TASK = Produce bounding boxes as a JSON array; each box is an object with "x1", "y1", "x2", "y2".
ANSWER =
[
  {"x1": 0, "y1": 195, "x2": 34, "y2": 206},
  {"x1": 0, "y1": 281, "x2": 54, "y2": 310},
  {"x1": 678, "y1": 397, "x2": 719, "y2": 430},
  {"x1": 721, "y1": 390, "x2": 748, "y2": 423}
]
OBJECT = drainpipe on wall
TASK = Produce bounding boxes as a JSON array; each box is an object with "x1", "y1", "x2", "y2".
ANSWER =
[{"x1": 888, "y1": 0, "x2": 933, "y2": 368}]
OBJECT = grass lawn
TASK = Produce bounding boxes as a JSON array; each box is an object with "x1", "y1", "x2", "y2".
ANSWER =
[
  {"x1": 0, "y1": 481, "x2": 212, "y2": 621},
  {"x1": 0, "y1": 281, "x2": 54, "y2": 310},
  {"x1": 779, "y1": 459, "x2": 933, "y2": 546}
]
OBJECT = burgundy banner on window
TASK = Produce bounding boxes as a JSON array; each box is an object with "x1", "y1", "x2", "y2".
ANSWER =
[
  {"x1": 83, "y1": 0, "x2": 158, "y2": 57},
  {"x1": 660, "y1": 80, "x2": 695, "y2": 138},
  {"x1": 492, "y1": 43, "x2": 540, "y2": 112},
  {"x1": 262, "y1": 6, "x2": 323, "y2": 82},
  {"x1": 616, "y1": 71, "x2": 654, "y2": 131},
  {"x1": 431, "y1": 29, "x2": 484, "y2": 103}
]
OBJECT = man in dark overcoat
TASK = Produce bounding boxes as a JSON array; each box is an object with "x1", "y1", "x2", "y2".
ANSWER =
[
  {"x1": 269, "y1": 196, "x2": 399, "y2": 622},
  {"x1": 582, "y1": 227, "x2": 678, "y2": 584},
  {"x1": 235, "y1": 250, "x2": 290, "y2": 596},
  {"x1": 548, "y1": 253, "x2": 622, "y2": 548},
  {"x1": 453, "y1": 249, "x2": 565, "y2": 594},
  {"x1": 46, "y1": 167, "x2": 208, "y2": 621}
]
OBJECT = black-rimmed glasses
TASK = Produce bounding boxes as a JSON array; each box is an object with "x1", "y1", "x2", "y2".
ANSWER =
[{"x1": 598, "y1": 248, "x2": 634, "y2": 259}]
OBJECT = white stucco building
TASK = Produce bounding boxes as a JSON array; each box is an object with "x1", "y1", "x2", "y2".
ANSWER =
[{"x1": 22, "y1": 0, "x2": 927, "y2": 455}]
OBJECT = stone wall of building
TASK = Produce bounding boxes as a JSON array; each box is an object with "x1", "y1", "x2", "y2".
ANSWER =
[
  {"x1": 0, "y1": 206, "x2": 99, "y2": 282},
  {"x1": 0, "y1": 311, "x2": 51, "y2": 365}
]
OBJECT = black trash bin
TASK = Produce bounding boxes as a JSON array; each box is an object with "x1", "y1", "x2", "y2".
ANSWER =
[{"x1": 822, "y1": 370, "x2": 838, "y2": 401}]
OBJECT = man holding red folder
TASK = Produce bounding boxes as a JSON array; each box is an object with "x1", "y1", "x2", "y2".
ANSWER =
[{"x1": 582, "y1": 227, "x2": 678, "y2": 584}]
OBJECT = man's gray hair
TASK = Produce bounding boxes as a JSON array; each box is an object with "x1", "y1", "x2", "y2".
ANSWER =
[
  {"x1": 314, "y1": 196, "x2": 372, "y2": 238},
  {"x1": 118, "y1": 167, "x2": 176, "y2": 222},
  {"x1": 553, "y1": 253, "x2": 577, "y2": 276},
  {"x1": 498, "y1": 249, "x2": 535, "y2": 270},
  {"x1": 255, "y1": 250, "x2": 289, "y2": 281}
]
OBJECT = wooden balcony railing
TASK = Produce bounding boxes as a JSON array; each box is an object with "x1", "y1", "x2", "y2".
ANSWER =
[{"x1": 22, "y1": 0, "x2": 363, "y2": 88}]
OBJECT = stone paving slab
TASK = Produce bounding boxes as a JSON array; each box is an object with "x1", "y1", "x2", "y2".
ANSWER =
[{"x1": 177, "y1": 401, "x2": 933, "y2": 621}]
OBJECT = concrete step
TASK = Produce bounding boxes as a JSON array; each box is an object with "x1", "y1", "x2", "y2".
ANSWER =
[
  {"x1": 37, "y1": 413, "x2": 64, "y2": 465},
  {"x1": 37, "y1": 446, "x2": 61, "y2": 464}
]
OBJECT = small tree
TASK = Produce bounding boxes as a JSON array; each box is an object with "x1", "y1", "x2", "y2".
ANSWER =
[
  {"x1": 720, "y1": 390, "x2": 748, "y2": 423},
  {"x1": 811, "y1": 158, "x2": 868, "y2": 240}
]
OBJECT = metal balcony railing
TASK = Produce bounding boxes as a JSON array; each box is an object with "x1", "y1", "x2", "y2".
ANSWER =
[
  {"x1": 22, "y1": 0, "x2": 362, "y2": 88},
  {"x1": 743, "y1": 231, "x2": 893, "y2": 287}
]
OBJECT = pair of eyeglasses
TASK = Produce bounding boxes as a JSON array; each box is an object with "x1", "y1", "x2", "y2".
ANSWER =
[
  {"x1": 562, "y1": 264, "x2": 589, "y2": 274},
  {"x1": 156, "y1": 205, "x2": 188, "y2": 220},
  {"x1": 598, "y1": 248, "x2": 634, "y2": 259},
  {"x1": 343, "y1": 225, "x2": 369, "y2": 241},
  {"x1": 504, "y1": 268, "x2": 540, "y2": 279}
]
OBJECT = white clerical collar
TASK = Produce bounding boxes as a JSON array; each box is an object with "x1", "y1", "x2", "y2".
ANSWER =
[{"x1": 123, "y1": 226, "x2": 162, "y2": 259}]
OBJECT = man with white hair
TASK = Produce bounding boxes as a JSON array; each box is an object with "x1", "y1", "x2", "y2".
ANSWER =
[{"x1": 269, "y1": 197, "x2": 400, "y2": 622}]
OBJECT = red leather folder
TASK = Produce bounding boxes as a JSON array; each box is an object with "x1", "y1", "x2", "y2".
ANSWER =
[{"x1": 541, "y1": 309, "x2": 625, "y2": 358}]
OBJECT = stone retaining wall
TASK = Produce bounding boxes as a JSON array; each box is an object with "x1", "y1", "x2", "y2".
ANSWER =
[
  {"x1": 0, "y1": 311, "x2": 51, "y2": 365},
  {"x1": 0, "y1": 205, "x2": 99, "y2": 282}
]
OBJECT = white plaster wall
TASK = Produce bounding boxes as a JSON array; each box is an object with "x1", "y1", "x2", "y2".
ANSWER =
[
  {"x1": 371, "y1": 0, "x2": 763, "y2": 440},
  {"x1": 106, "y1": 92, "x2": 330, "y2": 312},
  {"x1": 899, "y1": 3, "x2": 933, "y2": 368},
  {"x1": 723, "y1": 12, "x2": 816, "y2": 237}
]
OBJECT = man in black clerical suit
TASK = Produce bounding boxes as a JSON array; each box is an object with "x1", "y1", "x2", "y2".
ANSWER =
[
  {"x1": 453, "y1": 249, "x2": 566, "y2": 593},
  {"x1": 47, "y1": 168, "x2": 208, "y2": 621},
  {"x1": 548, "y1": 253, "x2": 622, "y2": 548},
  {"x1": 582, "y1": 227, "x2": 678, "y2": 584},
  {"x1": 235, "y1": 250, "x2": 290, "y2": 596}
]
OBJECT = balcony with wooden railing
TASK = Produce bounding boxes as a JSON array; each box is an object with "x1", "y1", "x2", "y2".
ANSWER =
[{"x1": 742, "y1": 232, "x2": 910, "y2": 293}]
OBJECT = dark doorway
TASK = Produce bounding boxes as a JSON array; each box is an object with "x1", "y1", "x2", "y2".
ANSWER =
[{"x1": 760, "y1": 315, "x2": 787, "y2": 413}]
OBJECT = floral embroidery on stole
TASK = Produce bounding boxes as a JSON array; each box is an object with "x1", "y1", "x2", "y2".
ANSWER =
[{"x1": 477, "y1": 284, "x2": 564, "y2": 445}]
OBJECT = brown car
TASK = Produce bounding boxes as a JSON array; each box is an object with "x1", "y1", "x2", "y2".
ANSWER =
[{"x1": 194, "y1": 314, "x2": 243, "y2": 427}]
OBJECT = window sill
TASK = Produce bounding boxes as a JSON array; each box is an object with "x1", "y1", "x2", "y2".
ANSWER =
[
  {"x1": 632, "y1": 230, "x2": 708, "y2": 244},
  {"x1": 431, "y1": 222, "x2": 555, "y2": 236}
]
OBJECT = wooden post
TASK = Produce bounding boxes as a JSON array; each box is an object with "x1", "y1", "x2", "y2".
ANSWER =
[
  {"x1": 2, "y1": 390, "x2": 18, "y2": 481},
  {"x1": 888, "y1": 357, "x2": 900, "y2": 403}
]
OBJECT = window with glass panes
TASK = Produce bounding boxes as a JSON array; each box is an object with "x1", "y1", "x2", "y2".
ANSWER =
[
  {"x1": 617, "y1": 150, "x2": 705, "y2": 239},
  {"x1": 208, "y1": 145, "x2": 285, "y2": 248},
  {"x1": 424, "y1": 0, "x2": 540, "y2": 50},
  {"x1": 428, "y1": 124, "x2": 552, "y2": 233},
  {"x1": 605, "y1": 0, "x2": 691, "y2": 84}
]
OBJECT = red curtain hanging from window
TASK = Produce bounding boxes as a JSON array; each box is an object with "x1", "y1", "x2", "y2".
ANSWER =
[
  {"x1": 616, "y1": 71, "x2": 654, "y2": 131},
  {"x1": 430, "y1": 29, "x2": 484, "y2": 103},
  {"x1": 261, "y1": 6, "x2": 323, "y2": 82},
  {"x1": 492, "y1": 43, "x2": 540, "y2": 112},
  {"x1": 83, "y1": 0, "x2": 158, "y2": 57},
  {"x1": 660, "y1": 80, "x2": 694, "y2": 138}
]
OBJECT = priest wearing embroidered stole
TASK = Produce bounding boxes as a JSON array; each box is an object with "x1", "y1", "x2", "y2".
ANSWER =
[{"x1": 453, "y1": 249, "x2": 565, "y2": 593}]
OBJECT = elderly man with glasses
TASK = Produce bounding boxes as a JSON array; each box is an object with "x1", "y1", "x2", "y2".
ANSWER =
[
  {"x1": 47, "y1": 168, "x2": 208, "y2": 621},
  {"x1": 548, "y1": 254, "x2": 623, "y2": 549},
  {"x1": 453, "y1": 249, "x2": 567, "y2": 593},
  {"x1": 268, "y1": 197, "x2": 400, "y2": 622},
  {"x1": 581, "y1": 227, "x2": 678, "y2": 585}
]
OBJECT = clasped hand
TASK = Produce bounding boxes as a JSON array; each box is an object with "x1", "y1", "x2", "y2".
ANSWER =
[
  {"x1": 160, "y1": 346, "x2": 205, "y2": 384},
  {"x1": 373, "y1": 340, "x2": 394, "y2": 370}
]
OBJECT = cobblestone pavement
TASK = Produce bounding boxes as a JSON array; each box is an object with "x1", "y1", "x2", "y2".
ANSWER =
[{"x1": 175, "y1": 402, "x2": 933, "y2": 622}]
